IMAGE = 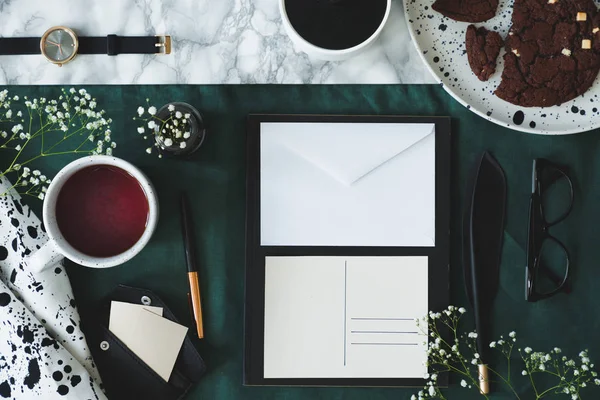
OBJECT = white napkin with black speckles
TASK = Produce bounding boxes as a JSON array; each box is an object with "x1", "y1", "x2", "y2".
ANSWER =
[{"x1": 0, "y1": 177, "x2": 106, "y2": 400}]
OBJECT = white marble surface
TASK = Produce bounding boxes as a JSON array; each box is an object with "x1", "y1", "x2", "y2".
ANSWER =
[{"x1": 0, "y1": 0, "x2": 435, "y2": 85}]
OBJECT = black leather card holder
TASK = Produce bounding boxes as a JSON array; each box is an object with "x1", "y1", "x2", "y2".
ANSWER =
[{"x1": 87, "y1": 285, "x2": 206, "y2": 400}]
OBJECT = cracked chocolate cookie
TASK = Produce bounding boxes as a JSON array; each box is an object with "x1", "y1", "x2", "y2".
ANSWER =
[
  {"x1": 466, "y1": 25, "x2": 504, "y2": 81},
  {"x1": 495, "y1": 0, "x2": 600, "y2": 107},
  {"x1": 432, "y1": 0, "x2": 499, "y2": 23}
]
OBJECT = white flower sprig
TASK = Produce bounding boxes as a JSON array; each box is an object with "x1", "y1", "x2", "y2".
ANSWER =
[
  {"x1": 412, "y1": 306, "x2": 599, "y2": 400},
  {"x1": 0, "y1": 88, "x2": 115, "y2": 200},
  {"x1": 134, "y1": 100, "x2": 192, "y2": 158}
]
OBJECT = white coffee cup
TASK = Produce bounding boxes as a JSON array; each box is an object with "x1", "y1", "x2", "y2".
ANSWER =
[
  {"x1": 279, "y1": 0, "x2": 391, "y2": 61},
  {"x1": 27, "y1": 155, "x2": 159, "y2": 273}
]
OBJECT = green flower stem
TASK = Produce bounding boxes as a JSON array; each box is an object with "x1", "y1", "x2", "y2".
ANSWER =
[
  {"x1": 0, "y1": 176, "x2": 22, "y2": 197},
  {"x1": 40, "y1": 112, "x2": 45, "y2": 153},
  {"x1": 485, "y1": 365, "x2": 522, "y2": 400},
  {"x1": 507, "y1": 344, "x2": 513, "y2": 384},
  {"x1": 521, "y1": 352, "x2": 540, "y2": 398},
  {"x1": 426, "y1": 318, "x2": 489, "y2": 398},
  {"x1": 536, "y1": 385, "x2": 563, "y2": 399}
]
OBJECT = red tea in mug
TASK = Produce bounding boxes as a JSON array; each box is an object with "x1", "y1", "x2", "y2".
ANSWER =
[{"x1": 55, "y1": 165, "x2": 149, "y2": 258}]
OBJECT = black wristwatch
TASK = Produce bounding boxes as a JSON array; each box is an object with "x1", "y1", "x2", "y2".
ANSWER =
[{"x1": 0, "y1": 26, "x2": 171, "y2": 67}]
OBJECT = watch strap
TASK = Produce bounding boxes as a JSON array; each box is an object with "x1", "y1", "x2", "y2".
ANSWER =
[
  {"x1": 0, "y1": 35, "x2": 170, "y2": 56},
  {"x1": 0, "y1": 38, "x2": 41, "y2": 55},
  {"x1": 78, "y1": 35, "x2": 169, "y2": 55}
]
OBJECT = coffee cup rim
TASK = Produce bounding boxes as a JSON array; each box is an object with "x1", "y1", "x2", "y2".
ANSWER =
[
  {"x1": 279, "y1": 0, "x2": 392, "y2": 61},
  {"x1": 42, "y1": 155, "x2": 158, "y2": 268}
]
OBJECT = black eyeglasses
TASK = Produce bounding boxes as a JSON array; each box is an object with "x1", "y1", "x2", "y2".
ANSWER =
[{"x1": 526, "y1": 159, "x2": 574, "y2": 302}]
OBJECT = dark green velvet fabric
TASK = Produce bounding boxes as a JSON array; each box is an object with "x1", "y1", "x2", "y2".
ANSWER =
[{"x1": 3, "y1": 85, "x2": 600, "y2": 399}]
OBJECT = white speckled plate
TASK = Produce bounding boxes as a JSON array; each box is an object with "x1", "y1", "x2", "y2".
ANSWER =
[{"x1": 403, "y1": 0, "x2": 600, "y2": 135}]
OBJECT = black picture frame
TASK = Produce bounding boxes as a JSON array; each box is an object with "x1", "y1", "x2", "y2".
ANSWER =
[{"x1": 244, "y1": 114, "x2": 451, "y2": 387}]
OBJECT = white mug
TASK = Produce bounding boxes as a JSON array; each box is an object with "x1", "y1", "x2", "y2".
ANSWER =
[
  {"x1": 279, "y1": 0, "x2": 392, "y2": 61},
  {"x1": 27, "y1": 155, "x2": 159, "y2": 273}
]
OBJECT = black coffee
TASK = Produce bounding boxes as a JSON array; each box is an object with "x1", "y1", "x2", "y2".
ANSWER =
[{"x1": 284, "y1": 0, "x2": 388, "y2": 51}]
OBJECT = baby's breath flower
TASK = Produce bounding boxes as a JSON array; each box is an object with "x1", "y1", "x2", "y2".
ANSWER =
[
  {"x1": 148, "y1": 120, "x2": 157, "y2": 129},
  {"x1": 164, "y1": 138, "x2": 173, "y2": 147},
  {"x1": 525, "y1": 347, "x2": 532, "y2": 354},
  {"x1": 175, "y1": 111, "x2": 182, "y2": 119},
  {"x1": 522, "y1": 370, "x2": 527, "y2": 376},
  {"x1": 460, "y1": 379, "x2": 467, "y2": 387},
  {"x1": 180, "y1": 142, "x2": 187, "y2": 149},
  {"x1": 168, "y1": 104, "x2": 175, "y2": 112},
  {"x1": 146, "y1": 147, "x2": 152, "y2": 154},
  {"x1": 137, "y1": 127, "x2": 145, "y2": 134},
  {"x1": 148, "y1": 106, "x2": 157, "y2": 115},
  {"x1": 183, "y1": 131, "x2": 191, "y2": 139},
  {"x1": 428, "y1": 385, "x2": 435, "y2": 396},
  {"x1": 38, "y1": 193, "x2": 45, "y2": 200},
  {"x1": 137, "y1": 106, "x2": 145, "y2": 116}
]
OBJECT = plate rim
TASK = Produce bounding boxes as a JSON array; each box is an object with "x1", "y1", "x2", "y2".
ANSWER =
[{"x1": 402, "y1": 0, "x2": 599, "y2": 136}]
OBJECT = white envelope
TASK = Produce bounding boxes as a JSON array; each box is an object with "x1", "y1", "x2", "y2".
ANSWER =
[{"x1": 260, "y1": 122, "x2": 435, "y2": 247}]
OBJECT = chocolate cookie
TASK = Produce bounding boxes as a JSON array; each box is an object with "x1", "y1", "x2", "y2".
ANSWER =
[
  {"x1": 432, "y1": 0, "x2": 499, "y2": 22},
  {"x1": 466, "y1": 25, "x2": 504, "y2": 81},
  {"x1": 495, "y1": 0, "x2": 600, "y2": 107}
]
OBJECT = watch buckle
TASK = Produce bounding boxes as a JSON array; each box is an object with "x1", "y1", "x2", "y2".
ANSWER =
[{"x1": 155, "y1": 35, "x2": 171, "y2": 55}]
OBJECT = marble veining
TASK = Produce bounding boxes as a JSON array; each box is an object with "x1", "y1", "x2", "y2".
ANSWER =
[{"x1": 0, "y1": 0, "x2": 434, "y2": 85}]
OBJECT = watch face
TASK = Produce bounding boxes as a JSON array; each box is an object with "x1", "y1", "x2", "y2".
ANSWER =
[{"x1": 41, "y1": 27, "x2": 77, "y2": 63}]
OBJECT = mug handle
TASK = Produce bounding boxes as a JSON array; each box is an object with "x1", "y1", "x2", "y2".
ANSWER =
[{"x1": 26, "y1": 240, "x2": 64, "y2": 274}]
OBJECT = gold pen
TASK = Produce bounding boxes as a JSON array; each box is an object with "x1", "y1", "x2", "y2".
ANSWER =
[{"x1": 180, "y1": 192, "x2": 204, "y2": 339}]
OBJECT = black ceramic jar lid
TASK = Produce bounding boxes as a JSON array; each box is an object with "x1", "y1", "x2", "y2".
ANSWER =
[{"x1": 283, "y1": 0, "x2": 388, "y2": 51}]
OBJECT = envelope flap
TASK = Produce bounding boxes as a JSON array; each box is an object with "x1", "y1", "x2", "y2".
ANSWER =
[{"x1": 275, "y1": 123, "x2": 435, "y2": 186}]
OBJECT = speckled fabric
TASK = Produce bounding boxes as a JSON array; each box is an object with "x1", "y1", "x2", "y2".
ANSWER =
[{"x1": 0, "y1": 177, "x2": 106, "y2": 400}]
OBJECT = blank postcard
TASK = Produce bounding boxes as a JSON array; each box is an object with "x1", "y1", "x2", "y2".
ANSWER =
[{"x1": 263, "y1": 256, "x2": 428, "y2": 379}]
